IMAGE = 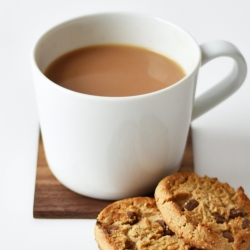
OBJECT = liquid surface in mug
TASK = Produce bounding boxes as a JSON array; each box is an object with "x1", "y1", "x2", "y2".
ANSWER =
[{"x1": 44, "y1": 44, "x2": 186, "y2": 97}]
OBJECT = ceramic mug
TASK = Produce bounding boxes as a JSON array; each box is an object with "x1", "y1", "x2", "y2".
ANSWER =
[{"x1": 31, "y1": 13, "x2": 247, "y2": 200}]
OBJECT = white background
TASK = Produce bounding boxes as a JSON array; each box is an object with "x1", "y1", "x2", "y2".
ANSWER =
[{"x1": 0, "y1": 0, "x2": 250, "y2": 249}]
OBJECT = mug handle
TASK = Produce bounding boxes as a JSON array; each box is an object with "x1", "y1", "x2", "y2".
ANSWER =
[{"x1": 192, "y1": 40, "x2": 247, "y2": 120}]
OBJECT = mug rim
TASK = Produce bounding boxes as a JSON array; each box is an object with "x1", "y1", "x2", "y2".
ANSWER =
[{"x1": 31, "y1": 12, "x2": 202, "y2": 100}]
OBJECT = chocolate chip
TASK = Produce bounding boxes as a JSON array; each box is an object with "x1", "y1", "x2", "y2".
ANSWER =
[
  {"x1": 127, "y1": 211, "x2": 137, "y2": 219},
  {"x1": 127, "y1": 211, "x2": 138, "y2": 224},
  {"x1": 184, "y1": 199, "x2": 199, "y2": 211},
  {"x1": 156, "y1": 220, "x2": 174, "y2": 236},
  {"x1": 229, "y1": 208, "x2": 245, "y2": 219},
  {"x1": 242, "y1": 219, "x2": 250, "y2": 229},
  {"x1": 222, "y1": 231, "x2": 234, "y2": 242},
  {"x1": 125, "y1": 239, "x2": 136, "y2": 249},
  {"x1": 99, "y1": 223, "x2": 119, "y2": 235},
  {"x1": 213, "y1": 213, "x2": 227, "y2": 224}
]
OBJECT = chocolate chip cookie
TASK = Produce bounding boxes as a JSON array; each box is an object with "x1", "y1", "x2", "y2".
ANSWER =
[
  {"x1": 94, "y1": 197, "x2": 194, "y2": 250},
  {"x1": 155, "y1": 172, "x2": 250, "y2": 250}
]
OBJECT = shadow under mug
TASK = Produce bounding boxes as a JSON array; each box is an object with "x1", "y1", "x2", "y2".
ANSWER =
[{"x1": 31, "y1": 13, "x2": 247, "y2": 200}]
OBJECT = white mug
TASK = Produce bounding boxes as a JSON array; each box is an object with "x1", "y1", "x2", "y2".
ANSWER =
[{"x1": 31, "y1": 13, "x2": 247, "y2": 200}]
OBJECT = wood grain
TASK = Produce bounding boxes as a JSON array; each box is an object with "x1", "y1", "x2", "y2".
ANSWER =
[{"x1": 33, "y1": 129, "x2": 194, "y2": 219}]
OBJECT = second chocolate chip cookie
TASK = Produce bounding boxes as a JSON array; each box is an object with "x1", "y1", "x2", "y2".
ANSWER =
[{"x1": 155, "y1": 172, "x2": 250, "y2": 250}]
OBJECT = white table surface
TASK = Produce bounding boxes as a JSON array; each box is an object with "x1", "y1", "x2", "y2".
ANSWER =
[{"x1": 1, "y1": 0, "x2": 250, "y2": 249}]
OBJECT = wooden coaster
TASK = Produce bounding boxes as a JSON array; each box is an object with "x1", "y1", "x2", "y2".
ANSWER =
[{"x1": 33, "y1": 129, "x2": 194, "y2": 219}]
